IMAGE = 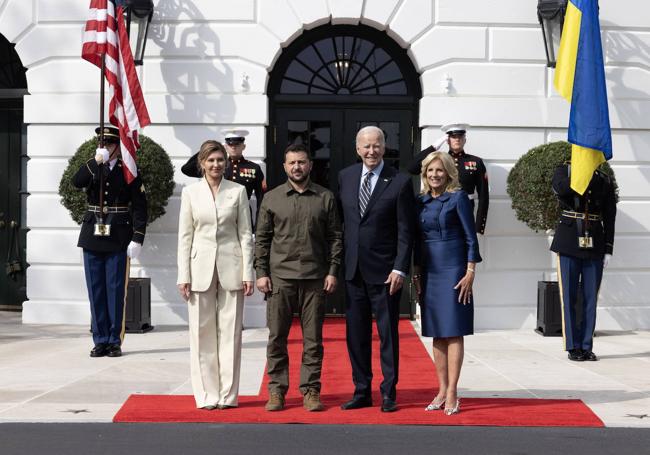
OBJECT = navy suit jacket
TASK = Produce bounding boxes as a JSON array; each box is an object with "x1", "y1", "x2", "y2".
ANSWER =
[{"x1": 338, "y1": 163, "x2": 415, "y2": 284}]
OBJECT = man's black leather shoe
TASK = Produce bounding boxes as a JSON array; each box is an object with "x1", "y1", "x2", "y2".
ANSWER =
[
  {"x1": 106, "y1": 344, "x2": 122, "y2": 357},
  {"x1": 381, "y1": 398, "x2": 398, "y2": 412},
  {"x1": 340, "y1": 397, "x2": 372, "y2": 410},
  {"x1": 568, "y1": 349, "x2": 584, "y2": 361},
  {"x1": 90, "y1": 344, "x2": 107, "y2": 358},
  {"x1": 582, "y1": 350, "x2": 598, "y2": 361}
]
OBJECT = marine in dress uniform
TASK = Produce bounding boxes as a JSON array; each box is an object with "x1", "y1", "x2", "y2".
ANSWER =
[
  {"x1": 73, "y1": 126, "x2": 148, "y2": 358},
  {"x1": 407, "y1": 124, "x2": 490, "y2": 234},
  {"x1": 550, "y1": 163, "x2": 616, "y2": 361},
  {"x1": 181, "y1": 129, "x2": 266, "y2": 221}
]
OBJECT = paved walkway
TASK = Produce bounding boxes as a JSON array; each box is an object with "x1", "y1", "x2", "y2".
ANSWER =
[{"x1": 1, "y1": 311, "x2": 649, "y2": 427}]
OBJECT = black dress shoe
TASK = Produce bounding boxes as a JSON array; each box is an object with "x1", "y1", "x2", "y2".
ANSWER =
[
  {"x1": 582, "y1": 350, "x2": 598, "y2": 361},
  {"x1": 381, "y1": 398, "x2": 398, "y2": 413},
  {"x1": 106, "y1": 344, "x2": 122, "y2": 357},
  {"x1": 340, "y1": 396, "x2": 372, "y2": 410},
  {"x1": 568, "y1": 349, "x2": 584, "y2": 361},
  {"x1": 90, "y1": 344, "x2": 108, "y2": 358}
]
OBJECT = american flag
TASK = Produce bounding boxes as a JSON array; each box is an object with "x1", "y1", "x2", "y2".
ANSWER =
[{"x1": 82, "y1": 0, "x2": 151, "y2": 183}]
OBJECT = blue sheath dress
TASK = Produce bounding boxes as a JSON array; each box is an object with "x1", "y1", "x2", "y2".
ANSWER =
[{"x1": 416, "y1": 191, "x2": 482, "y2": 338}]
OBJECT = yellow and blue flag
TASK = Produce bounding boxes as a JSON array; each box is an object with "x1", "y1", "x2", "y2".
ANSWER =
[{"x1": 554, "y1": 0, "x2": 612, "y2": 195}]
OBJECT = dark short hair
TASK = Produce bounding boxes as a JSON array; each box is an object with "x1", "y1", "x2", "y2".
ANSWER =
[
  {"x1": 197, "y1": 140, "x2": 227, "y2": 175},
  {"x1": 284, "y1": 144, "x2": 311, "y2": 161}
]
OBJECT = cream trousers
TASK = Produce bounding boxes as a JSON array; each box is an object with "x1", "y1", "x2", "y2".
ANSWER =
[{"x1": 187, "y1": 267, "x2": 244, "y2": 408}]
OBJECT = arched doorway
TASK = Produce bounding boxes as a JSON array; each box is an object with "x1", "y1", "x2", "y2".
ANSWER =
[
  {"x1": 0, "y1": 34, "x2": 28, "y2": 309},
  {"x1": 267, "y1": 24, "x2": 421, "y2": 316}
]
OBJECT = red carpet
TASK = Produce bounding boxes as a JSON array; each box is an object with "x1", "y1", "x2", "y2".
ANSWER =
[{"x1": 113, "y1": 319, "x2": 603, "y2": 427}]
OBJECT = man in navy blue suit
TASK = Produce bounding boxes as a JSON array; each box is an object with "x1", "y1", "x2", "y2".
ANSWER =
[{"x1": 338, "y1": 126, "x2": 415, "y2": 412}]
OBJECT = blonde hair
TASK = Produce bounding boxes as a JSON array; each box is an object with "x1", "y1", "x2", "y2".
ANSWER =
[
  {"x1": 197, "y1": 140, "x2": 227, "y2": 176},
  {"x1": 420, "y1": 151, "x2": 461, "y2": 195}
]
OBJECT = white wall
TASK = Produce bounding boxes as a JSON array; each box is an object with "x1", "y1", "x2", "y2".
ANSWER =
[{"x1": 2, "y1": 0, "x2": 648, "y2": 330}]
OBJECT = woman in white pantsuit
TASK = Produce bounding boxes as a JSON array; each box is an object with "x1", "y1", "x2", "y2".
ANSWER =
[{"x1": 177, "y1": 140, "x2": 254, "y2": 410}]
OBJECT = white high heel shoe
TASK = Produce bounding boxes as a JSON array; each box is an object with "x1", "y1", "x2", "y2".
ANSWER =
[
  {"x1": 444, "y1": 399, "x2": 461, "y2": 415},
  {"x1": 425, "y1": 397, "x2": 446, "y2": 411}
]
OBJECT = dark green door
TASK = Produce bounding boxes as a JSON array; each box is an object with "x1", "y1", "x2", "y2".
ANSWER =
[
  {"x1": 273, "y1": 108, "x2": 345, "y2": 192},
  {"x1": 270, "y1": 107, "x2": 416, "y2": 317},
  {"x1": 271, "y1": 108, "x2": 414, "y2": 190},
  {"x1": 0, "y1": 98, "x2": 27, "y2": 309}
]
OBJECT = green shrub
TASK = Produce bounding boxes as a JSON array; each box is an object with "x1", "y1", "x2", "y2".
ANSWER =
[
  {"x1": 59, "y1": 135, "x2": 175, "y2": 225},
  {"x1": 506, "y1": 141, "x2": 617, "y2": 232}
]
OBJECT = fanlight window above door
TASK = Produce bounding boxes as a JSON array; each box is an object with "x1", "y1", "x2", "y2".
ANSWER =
[{"x1": 280, "y1": 35, "x2": 408, "y2": 95}]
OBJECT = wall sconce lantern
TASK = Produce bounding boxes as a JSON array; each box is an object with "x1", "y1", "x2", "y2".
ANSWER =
[
  {"x1": 123, "y1": 0, "x2": 154, "y2": 65},
  {"x1": 537, "y1": 0, "x2": 567, "y2": 67}
]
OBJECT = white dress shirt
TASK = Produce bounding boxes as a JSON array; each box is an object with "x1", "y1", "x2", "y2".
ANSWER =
[{"x1": 360, "y1": 160, "x2": 385, "y2": 196}]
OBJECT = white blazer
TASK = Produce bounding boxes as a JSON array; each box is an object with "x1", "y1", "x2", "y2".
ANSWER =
[{"x1": 177, "y1": 178, "x2": 254, "y2": 292}]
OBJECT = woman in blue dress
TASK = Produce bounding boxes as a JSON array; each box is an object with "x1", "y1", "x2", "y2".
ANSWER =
[{"x1": 413, "y1": 151, "x2": 482, "y2": 415}]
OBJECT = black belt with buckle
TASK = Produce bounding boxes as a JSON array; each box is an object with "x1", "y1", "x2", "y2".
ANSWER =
[
  {"x1": 561, "y1": 210, "x2": 601, "y2": 221},
  {"x1": 87, "y1": 205, "x2": 130, "y2": 214}
]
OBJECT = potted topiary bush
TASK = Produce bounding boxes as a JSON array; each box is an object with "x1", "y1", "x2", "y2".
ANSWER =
[
  {"x1": 59, "y1": 134, "x2": 175, "y2": 332},
  {"x1": 506, "y1": 141, "x2": 618, "y2": 335},
  {"x1": 507, "y1": 140, "x2": 617, "y2": 232}
]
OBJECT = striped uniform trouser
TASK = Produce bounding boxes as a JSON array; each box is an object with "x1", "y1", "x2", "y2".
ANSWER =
[
  {"x1": 557, "y1": 254, "x2": 603, "y2": 351},
  {"x1": 83, "y1": 250, "x2": 129, "y2": 346}
]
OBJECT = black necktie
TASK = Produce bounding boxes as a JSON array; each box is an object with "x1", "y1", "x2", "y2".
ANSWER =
[{"x1": 359, "y1": 171, "x2": 373, "y2": 216}]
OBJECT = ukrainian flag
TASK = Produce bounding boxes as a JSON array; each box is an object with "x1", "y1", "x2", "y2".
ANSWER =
[{"x1": 554, "y1": 0, "x2": 612, "y2": 195}]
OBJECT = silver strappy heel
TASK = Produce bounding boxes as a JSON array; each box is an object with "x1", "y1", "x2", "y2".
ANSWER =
[
  {"x1": 444, "y1": 399, "x2": 461, "y2": 415},
  {"x1": 425, "y1": 397, "x2": 446, "y2": 411}
]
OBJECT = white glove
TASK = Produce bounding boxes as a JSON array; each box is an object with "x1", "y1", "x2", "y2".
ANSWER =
[
  {"x1": 603, "y1": 253, "x2": 612, "y2": 268},
  {"x1": 432, "y1": 134, "x2": 448, "y2": 150},
  {"x1": 95, "y1": 147, "x2": 110, "y2": 164},
  {"x1": 127, "y1": 241, "x2": 142, "y2": 260}
]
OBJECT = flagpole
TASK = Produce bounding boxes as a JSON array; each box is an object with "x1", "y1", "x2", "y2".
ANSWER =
[
  {"x1": 99, "y1": 54, "x2": 106, "y2": 148},
  {"x1": 98, "y1": 54, "x2": 106, "y2": 224}
]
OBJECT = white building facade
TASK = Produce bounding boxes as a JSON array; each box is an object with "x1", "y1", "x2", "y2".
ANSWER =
[{"x1": 2, "y1": 0, "x2": 649, "y2": 330}]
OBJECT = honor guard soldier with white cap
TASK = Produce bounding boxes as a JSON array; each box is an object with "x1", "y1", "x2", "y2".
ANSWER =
[
  {"x1": 181, "y1": 129, "x2": 266, "y2": 221},
  {"x1": 408, "y1": 124, "x2": 489, "y2": 234},
  {"x1": 550, "y1": 163, "x2": 616, "y2": 362},
  {"x1": 72, "y1": 126, "x2": 148, "y2": 358}
]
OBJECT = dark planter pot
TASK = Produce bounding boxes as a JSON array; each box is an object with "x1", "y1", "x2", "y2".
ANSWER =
[
  {"x1": 536, "y1": 281, "x2": 562, "y2": 336},
  {"x1": 125, "y1": 277, "x2": 154, "y2": 333},
  {"x1": 535, "y1": 280, "x2": 583, "y2": 337}
]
